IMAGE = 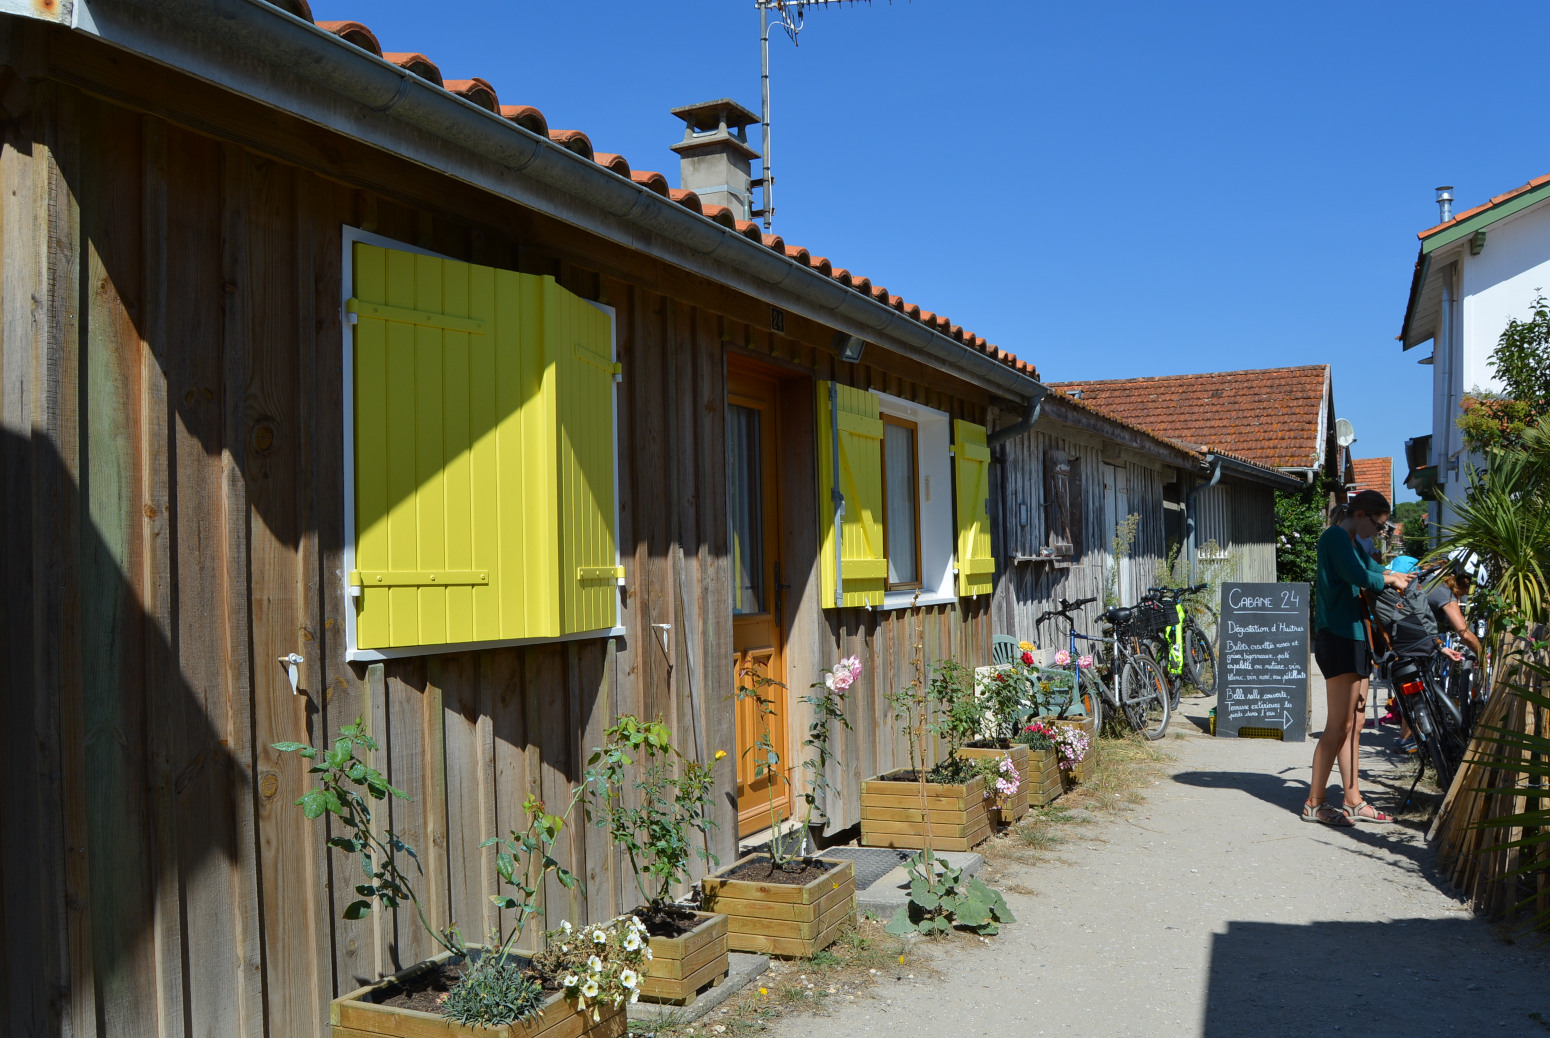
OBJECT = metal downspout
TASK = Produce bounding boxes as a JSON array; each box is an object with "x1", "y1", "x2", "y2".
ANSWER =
[
  {"x1": 986, "y1": 383, "x2": 1049, "y2": 448},
  {"x1": 1184, "y1": 454, "x2": 1224, "y2": 584}
]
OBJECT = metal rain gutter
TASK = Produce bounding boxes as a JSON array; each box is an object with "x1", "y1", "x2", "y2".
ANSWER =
[
  {"x1": 46, "y1": 0, "x2": 1041, "y2": 402},
  {"x1": 987, "y1": 382, "x2": 1049, "y2": 448}
]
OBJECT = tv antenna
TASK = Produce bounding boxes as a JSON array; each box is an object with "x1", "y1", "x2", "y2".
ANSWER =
[{"x1": 754, "y1": 1, "x2": 892, "y2": 230}]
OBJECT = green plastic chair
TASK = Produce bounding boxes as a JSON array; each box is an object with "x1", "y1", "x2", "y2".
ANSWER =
[{"x1": 991, "y1": 635, "x2": 1020, "y2": 666}]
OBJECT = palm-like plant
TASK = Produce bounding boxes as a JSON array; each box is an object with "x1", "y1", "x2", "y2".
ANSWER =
[{"x1": 1433, "y1": 415, "x2": 1550, "y2": 641}]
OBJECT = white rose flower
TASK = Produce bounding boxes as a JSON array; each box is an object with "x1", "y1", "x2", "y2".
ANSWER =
[
  {"x1": 588, "y1": 955, "x2": 603, "y2": 972},
  {"x1": 619, "y1": 969, "x2": 638, "y2": 989},
  {"x1": 581, "y1": 978, "x2": 600, "y2": 998}
]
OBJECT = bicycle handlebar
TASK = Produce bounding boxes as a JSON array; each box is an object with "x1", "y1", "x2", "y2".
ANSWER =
[{"x1": 1034, "y1": 596, "x2": 1098, "y2": 626}]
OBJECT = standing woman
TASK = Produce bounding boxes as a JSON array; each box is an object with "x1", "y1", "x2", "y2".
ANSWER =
[{"x1": 1303, "y1": 489, "x2": 1414, "y2": 826}]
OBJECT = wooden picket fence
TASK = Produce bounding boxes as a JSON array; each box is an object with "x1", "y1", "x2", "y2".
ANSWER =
[{"x1": 1429, "y1": 628, "x2": 1550, "y2": 927}]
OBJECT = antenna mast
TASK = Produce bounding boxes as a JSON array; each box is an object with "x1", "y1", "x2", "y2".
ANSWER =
[{"x1": 754, "y1": 0, "x2": 886, "y2": 231}]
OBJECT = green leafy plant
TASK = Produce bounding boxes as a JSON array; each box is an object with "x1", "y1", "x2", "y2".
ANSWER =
[
  {"x1": 436, "y1": 951, "x2": 544, "y2": 1027},
  {"x1": 543, "y1": 915, "x2": 652, "y2": 1021},
  {"x1": 1457, "y1": 295, "x2": 1550, "y2": 453},
  {"x1": 1435, "y1": 415, "x2": 1550, "y2": 640},
  {"x1": 1273, "y1": 484, "x2": 1326, "y2": 587},
  {"x1": 1393, "y1": 500, "x2": 1431, "y2": 559},
  {"x1": 884, "y1": 852, "x2": 1014, "y2": 936},
  {"x1": 1017, "y1": 719, "x2": 1056, "y2": 751},
  {"x1": 585, "y1": 715, "x2": 720, "y2": 909},
  {"x1": 977, "y1": 665, "x2": 1030, "y2": 744},
  {"x1": 733, "y1": 656, "x2": 861, "y2": 865},
  {"x1": 481, "y1": 791, "x2": 585, "y2": 949},
  {"x1": 926, "y1": 659, "x2": 979, "y2": 762},
  {"x1": 1104, "y1": 511, "x2": 1141, "y2": 608},
  {"x1": 271, "y1": 718, "x2": 462, "y2": 956},
  {"x1": 795, "y1": 657, "x2": 859, "y2": 841}
]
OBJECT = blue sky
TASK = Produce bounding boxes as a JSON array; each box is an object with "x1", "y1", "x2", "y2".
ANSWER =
[{"x1": 311, "y1": 0, "x2": 1550, "y2": 500}]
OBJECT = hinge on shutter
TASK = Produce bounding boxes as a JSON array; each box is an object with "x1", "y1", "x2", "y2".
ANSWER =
[
  {"x1": 345, "y1": 298, "x2": 486, "y2": 334},
  {"x1": 578, "y1": 565, "x2": 626, "y2": 584},
  {"x1": 349, "y1": 570, "x2": 490, "y2": 587}
]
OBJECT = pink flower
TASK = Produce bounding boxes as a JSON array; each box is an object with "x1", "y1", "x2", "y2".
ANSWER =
[
  {"x1": 1054, "y1": 650, "x2": 1071, "y2": 667},
  {"x1": 1020, "y1": 651, "x2": 1034, "y2": 666},
  {"x1": 1077, "y1": 655, "x2": 1094, "y2": 670}
]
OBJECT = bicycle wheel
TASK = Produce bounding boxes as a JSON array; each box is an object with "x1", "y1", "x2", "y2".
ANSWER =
[
  {"x1": 1120, "y1": 654, "x2": 1171, "y2": 740},
  {"x1": 1076, "y1": 665, "x2": 1105, "y2": 736},
  {"x1": 1184, "y1": 625, "x2": 1216, "y2": 696}
]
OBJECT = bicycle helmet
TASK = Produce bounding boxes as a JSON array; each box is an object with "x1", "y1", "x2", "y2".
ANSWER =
[{"x1": 1385, "y1": 555, "x2": 1419, "y2": 574}]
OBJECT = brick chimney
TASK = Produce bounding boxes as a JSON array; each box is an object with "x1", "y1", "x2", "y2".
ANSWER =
[{"x1": 670, "y1": 99, "x2": 762, "y2": 221}]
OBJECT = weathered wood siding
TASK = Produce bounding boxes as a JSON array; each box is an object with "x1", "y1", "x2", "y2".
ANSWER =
[
  {"x1": 1193, "y1": 480, "x2": 1278, "y2": 583},
  {"x1": 0, "y1": 28, "x2": 992, "y2": 1038},
  {"x1": 991, "y1": 420, "x2": 1170, "y2": 648}
]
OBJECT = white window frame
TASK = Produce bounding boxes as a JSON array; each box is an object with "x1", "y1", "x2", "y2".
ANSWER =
[
  {"x1": 871, "y1": 390, "x2": 957, "y2": 610},
  {"x1": 340, "y1": 226, "x2": 624, "y2": 661}
]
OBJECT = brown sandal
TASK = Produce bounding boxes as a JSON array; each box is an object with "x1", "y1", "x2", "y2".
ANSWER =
[
  {"x1": 1301, "y1": 800, "x2": 1354, "y2": 827},
  {"x1": 1342, "y1": 800, "x2": 1393, "y2": 823}
]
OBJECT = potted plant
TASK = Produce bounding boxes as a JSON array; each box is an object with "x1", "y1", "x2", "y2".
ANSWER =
[
  {"x1": 703, "y1": 659, "x2": 860, "y2": 958},
  {"x1": 1016, "y1": 720, "x2": 1064, "y2": 806},
  {"x1": 1029, "y1": 650, "x2": 1097, "y2": 785},
  {"x1": 1050, "y1": 718, "x2": 1095, "y2": 789},
  {"x1": 273, "y1": 720, "x2": 631, "y2": 1038},
  {"x1": 958, "y1": 652, "x2": 1037, "y2": 824},
  {"x1": 861, "y1": 658, "x2": 992, "y2": 852},
  {"x1": 585, "y1": 715, "x2": 728, "y2": 1005}
]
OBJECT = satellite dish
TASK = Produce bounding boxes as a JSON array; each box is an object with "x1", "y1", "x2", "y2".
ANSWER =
[{"x1": 1335, "y1": 419, "x2": 1356, "y2": 448}]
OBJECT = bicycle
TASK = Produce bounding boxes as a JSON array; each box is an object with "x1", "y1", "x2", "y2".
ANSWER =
[
  {"x1": 1135, "y1": 583, "x2": 1217, "y2": 710},
  {"x1": 1034, "y1": 596, "x2": 1171, "y2": 740},
  {"x1": 1384, "y1": 650, "x2": 1470, "y2": 803}
]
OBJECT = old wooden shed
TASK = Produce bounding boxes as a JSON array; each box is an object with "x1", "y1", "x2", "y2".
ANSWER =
[{"x1": 0, "y1": 2, "x2": 1046, "y2": 1035}]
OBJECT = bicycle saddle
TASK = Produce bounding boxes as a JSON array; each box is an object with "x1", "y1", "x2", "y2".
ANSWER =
[{"x1": 1102, "y1": 606, "x2": 1133, "y2": 623}]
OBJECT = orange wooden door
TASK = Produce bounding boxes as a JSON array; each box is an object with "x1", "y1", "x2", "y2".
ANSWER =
[{"x1": 729, "y1": 368, "x2": 790, "y2": 838}]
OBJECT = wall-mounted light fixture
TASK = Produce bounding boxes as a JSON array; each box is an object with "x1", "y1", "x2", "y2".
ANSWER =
[{"x1": 832, "y1": 331, "x2": 866, "y2": 363}]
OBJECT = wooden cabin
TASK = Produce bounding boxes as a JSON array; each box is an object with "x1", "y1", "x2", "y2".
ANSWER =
[
  {"x1": 990, "y1": 390, "x2": 1301, "y2": 646},
  {"x1": 0, "y1": 3, "x2": 1045, "y2": 1035}
]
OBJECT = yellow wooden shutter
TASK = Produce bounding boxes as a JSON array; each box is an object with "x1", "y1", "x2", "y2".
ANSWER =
[
  {"x1": 954, "y1": 419, "x2": 994, "y2": 597},
  {"x1": 350, "y1": 242, "x2": 560, "y2": 648},
  {"x1": 550, "y1": 280, "x2": 620, "y2": 634},
  {"x1": 816, "y1": 382, "x2": 887, "y2": 608}
]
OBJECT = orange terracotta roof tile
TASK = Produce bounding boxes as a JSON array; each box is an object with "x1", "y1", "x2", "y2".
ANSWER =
[
  {"x1": 316, "y1": 13, "x2": 1039, "y2": 382},
  {"x1": 1349, "y1": 457, "x2": 1393, "y2": 498},
  {"x1": 1048, "y1": 365, "x2": 1331, "y2": 470},
  {"x1": 1418, "y1": 174, "x2": 1550, "y2": 240}
]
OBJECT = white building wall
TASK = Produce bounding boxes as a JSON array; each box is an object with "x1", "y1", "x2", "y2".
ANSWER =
[{"x1": 1430, "y1": 199, "x2": 1550, "y2": 528}]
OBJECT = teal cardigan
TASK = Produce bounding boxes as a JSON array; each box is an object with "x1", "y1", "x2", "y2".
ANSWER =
[{"x1": 1313, "y1": 525, "x2": 1386, "y2": 640}]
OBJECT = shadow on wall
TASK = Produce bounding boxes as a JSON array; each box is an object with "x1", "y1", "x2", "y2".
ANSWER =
[
  {"x1": 0, "y1": 430, "x2": 243, "y2": 1037},
  {"x1": 1202, "y1": 918, "x2": 1550, "y2": 1038}
]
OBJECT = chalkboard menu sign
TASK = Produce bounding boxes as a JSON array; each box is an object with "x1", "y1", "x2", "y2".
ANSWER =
[{"x1": 1216, "y1": 582, "x2": 1310, "y2": 741}]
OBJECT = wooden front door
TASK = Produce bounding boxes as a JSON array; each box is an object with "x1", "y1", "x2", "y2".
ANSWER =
[{"x1": 729, "y1": 368, "x2": 790, "y2": 838}]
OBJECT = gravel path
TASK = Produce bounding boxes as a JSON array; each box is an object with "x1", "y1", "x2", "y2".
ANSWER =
[{"x1": 774, "y1": 676, "x2": 1550, "y2": 1038}]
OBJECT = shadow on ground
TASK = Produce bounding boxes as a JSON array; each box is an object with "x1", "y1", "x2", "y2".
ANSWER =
[
  {"x1": 1171, "y1": 769, "x2": 1459, "y2": 897},
  {"x1": 1203, "y1": 918, "x2": 1550, "y2": 1037}
]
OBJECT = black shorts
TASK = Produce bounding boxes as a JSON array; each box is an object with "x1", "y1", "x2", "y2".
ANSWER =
[{"x1": 1314, "y1": 630, "x2": 1371, "y2": 680}]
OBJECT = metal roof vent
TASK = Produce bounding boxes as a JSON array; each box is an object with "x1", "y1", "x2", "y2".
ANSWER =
[{"x1": 1436, "y1": 185, "x2": 1454, "y2": 223}]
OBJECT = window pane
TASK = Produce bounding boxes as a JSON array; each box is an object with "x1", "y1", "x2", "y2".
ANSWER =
[
  {"x1": 884, "y1": 421, "x2": 918, "y2": 585},
  {"x1": 729, "y1": 405, "x2": 764, "y2": 614}
]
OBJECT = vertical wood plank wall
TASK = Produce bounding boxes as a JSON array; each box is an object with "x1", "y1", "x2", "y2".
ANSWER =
[
  {"x1": 0, "y1": 70, "x2": 992, "y2": 1036},
  {"x1": 992, "y1": 422, "x2": 1170, "y2": 646},
  {"x1": 1194, "y1": 482, "x2": 1278, "y2": 584}
]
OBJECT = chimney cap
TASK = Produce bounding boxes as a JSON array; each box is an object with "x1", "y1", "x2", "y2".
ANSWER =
[{"x1": 670, "y1": 98, "x2": 761, "y2": 132}]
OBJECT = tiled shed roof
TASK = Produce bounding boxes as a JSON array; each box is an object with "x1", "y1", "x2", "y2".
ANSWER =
[
  {"x1": 1349, "y1": 457, "x2": 1394, "y2": 500},
  {"x1": 1417, "y1": 174, "x2": 1550, "y2": 241},
  {"x1": 1047, "y1": 364, "x2": 1331, "y2": 471},
  {"x1": 306, "y1": 4, "x2": 1037, "y2": 381}
]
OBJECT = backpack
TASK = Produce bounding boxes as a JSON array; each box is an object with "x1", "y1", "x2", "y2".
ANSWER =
[{"x1": 1373, "y1": 571, "x2": 1440, "y2": 655}]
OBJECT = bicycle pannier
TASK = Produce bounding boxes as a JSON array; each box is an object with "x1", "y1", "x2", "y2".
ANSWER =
[{"x1": 1373, "y1": 574, "x2": 1440, "y2": 656}]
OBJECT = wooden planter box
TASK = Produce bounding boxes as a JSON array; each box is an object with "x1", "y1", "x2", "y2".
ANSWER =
[
  {"x1": 958, "y1": 743, "x2": 1031, "y2": 825},
  {"x1": 638, "y1": 911, "x2": 729, "y2": 1006},
  {"x1": 1037, "y1": 715, "x2": 1096, "y2": 788},
  {"x1": 700, "y1": 855, "x2": 856, "y2": 958},
  {"x1": 858, "y1": 772, "x2": 992, "y2": 851},
  {"x1": 1021, "y1": 744, "x2": 1063, "y2": 807},
  {"x1": 331, "y1": 948, "x2": 626, "y2": 1038}
]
